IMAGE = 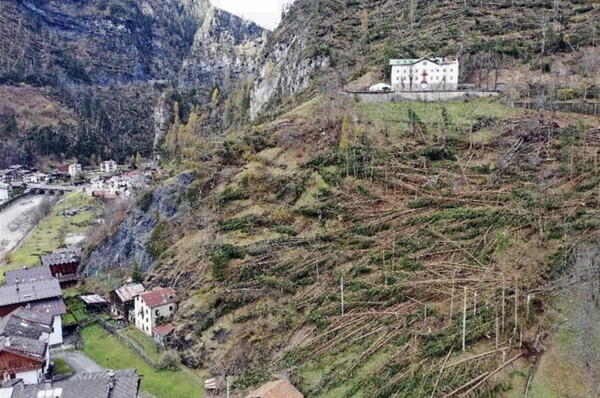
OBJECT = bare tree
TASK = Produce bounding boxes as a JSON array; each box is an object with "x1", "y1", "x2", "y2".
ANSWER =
[{"x1": 566, "y1": 243, "x2": 600, "y2": 397}]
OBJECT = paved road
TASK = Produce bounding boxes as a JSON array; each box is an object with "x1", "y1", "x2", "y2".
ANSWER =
[{"x1": 53, "y1": 351, "x2": 103, "y2": 373}]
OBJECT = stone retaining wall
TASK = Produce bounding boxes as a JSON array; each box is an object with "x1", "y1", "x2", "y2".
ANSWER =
[{"x1": 345, "y1": 90, "x2": 499, "y2": 103}]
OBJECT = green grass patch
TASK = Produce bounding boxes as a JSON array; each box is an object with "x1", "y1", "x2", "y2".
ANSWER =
[
  {"x1": 3, "y1": 192, "x2": 100, "y2": 280},
  {"x1": 53, "y1": 358, "x2": 73, "y2": 375},
  {"x1": 119, "y1": 326, "x2": 163, "y2": 363},
  {"x1": 81, "y1": 325, "x2": 204, "y2": 398}
]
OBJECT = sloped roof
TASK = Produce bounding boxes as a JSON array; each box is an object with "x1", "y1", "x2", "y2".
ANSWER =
[
  {"x1": 40, "y1": 249, "x2": 80, "y2": 267},
  {"x1": 81, "y1": 294, "x2": 108, "y2": 305},
  {"x1": 4, "y1": 266, "x2": 53, "y2": 285},
  {"x1": 245, "y1": 380, "x2": 303, "y2": 398},
  {"x1": 139, "y1": 288, "x2": 176, "y2": 309},
  {"x1": 389, "y1": 57, "x2": 457, "y2": 66},
  {"x1": 0, "y1": 307, "x2": 53, "y2": 340},
  {"x1": 153, "y1": 324, "x2": 175, "y2": 337},
  {"x1": 9, "y1": 369, "x2": 140, "y2": 398},
  {"x1": 0, "y1": 335, "x2": 46, "y2": 360},
  {"x1": 28, "y1": 297, "x2": 67, "y2": 317},
  {"x1": 0, "y1": 279, "x2": 62, "y2": 307},
  {"x1": 113, "y1": 283, "x2": 146, "y2": 303}
]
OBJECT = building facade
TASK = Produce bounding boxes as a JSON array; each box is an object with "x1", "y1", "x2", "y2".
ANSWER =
[
  {"x1": 390, "y1": 58, "x2": 459, "y2": 92},
  {"x1": 101, "y1": 160, "x2": 118, "y2": 174},
  {"x1": 110, "y1": 283, "x2": 146, "y2": 323},
  {"x1": 68, "y1": 164, "x2": 82, "y2": 178},
  {"x1": 134, "y1": 288, "x2": 177, "y2": 336}
]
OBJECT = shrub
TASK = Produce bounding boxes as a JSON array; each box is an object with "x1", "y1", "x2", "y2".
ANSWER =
[
  {"x1": 146, "y1": 221, "x2": 169, "y2": 258},
  {"x1": 137, "y1": 189, "x2": 154, "y2": 212},
  {"x1": 211, "y1": 244, "x2": 244, "y2": 281},
  {"x1": 157, "y1": 350, "x2": 180, "y2": 371}
]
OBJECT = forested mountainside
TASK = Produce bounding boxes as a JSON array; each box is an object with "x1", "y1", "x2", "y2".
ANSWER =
[
  {"x1": 84, "y1": 0, "x2": 600, "y2": 396},
  {"x1": 251, "y1": 0, "x2": 599, "y2": 119},
  {"x1": 0, "y1": 0, "x2": 264, "y2": 167}
]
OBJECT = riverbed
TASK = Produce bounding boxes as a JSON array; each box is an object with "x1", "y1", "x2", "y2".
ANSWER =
[{"x1": 0, "y1": 195, "x2": 45, "y2": 259}]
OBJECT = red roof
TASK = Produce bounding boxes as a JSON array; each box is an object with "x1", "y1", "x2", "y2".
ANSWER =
[
  {"x1": 153, "y1": 324, "x2": 175, "y2": 337},
  {"x1": 139, "y1": 288, "x2": 177, "y2": 309}
]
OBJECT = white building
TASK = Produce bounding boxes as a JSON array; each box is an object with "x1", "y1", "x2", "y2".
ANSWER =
[
  {"x1": 0, "y1": 182, "x2": 10, "y2": 203},
  {"x1": 134, "y1": 288, "x2": 177, "y2": 337},
  {"x1": 68, "y1": 163, "x2": 82, "y2": 178},
  {"x1": 390, "y1": 58, "x2": 459, "y2": 92},
  {"x1": 101, "y1": 160, "x2": 118, "y2": 174}
]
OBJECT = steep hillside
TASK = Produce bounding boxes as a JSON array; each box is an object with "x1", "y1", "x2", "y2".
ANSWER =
[
  {"x1": 0, "y1": 0, "x2": 265, "y2": 166},
  {"x1": 251, "y1": 0, "x2": 599, "y2": 118},
  {"x1": 86, "y1": 93, "x2": 600, "y2": 396}
]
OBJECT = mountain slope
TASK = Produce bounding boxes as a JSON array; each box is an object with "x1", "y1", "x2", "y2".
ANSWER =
[
  {"x1": 250, "y1": 0, "x2": 599, "y2": 118},
  {"x1": 0, "y1": 0, "x2": 265, "y2": 167},
  {"x1": 86, "y1": 94, "x2": 600, "y2": 396}
]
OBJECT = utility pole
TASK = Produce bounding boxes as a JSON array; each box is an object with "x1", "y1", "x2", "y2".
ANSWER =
[
  {"x1": 340, "y1": 277, "x2": 345, "y2": 315},
  {"x1": 462, "y1": 286, "x2": 467, "y2": 352},
  {"x1": 226, "y1": 376, "x2": 233, "y2": 398}
]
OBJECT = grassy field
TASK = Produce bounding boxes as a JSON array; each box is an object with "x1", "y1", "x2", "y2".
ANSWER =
[
  {"x1": 356, "y1": 97, "x2": 527, "y2": 139},
  {"x1": 119, "y1": 326, "x2": 163, "y2": 363},
  {"x1": 3, "y1": 192, "x2": 100, "y2": 278},
  {"x1": 81, "y1": 325, "x2": 204, "y2": 398}
]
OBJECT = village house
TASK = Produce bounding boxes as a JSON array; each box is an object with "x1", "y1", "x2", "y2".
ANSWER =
[
  {"x1": 134, "y1": 288, "x2": 177, "y2": 337},
  {"x1": 0, "y1": 308, "x2": 53, "y2": 385},
  {"x1": 0, "y1": 277, "x2": 65, "y2": 346},
  {"x1": 1, "y1": 166, "x2": 33, "y2": 184},
  {"x1": 40, "y1": 249, "x2": 81, "y2": 287},
  {"x1": 152, "y1": 324, "x2": 175, "y2": 347},
  {"x1": 68, "y1": 163, "x2": 82, "y2": 178},
  {"x1": 1, "y1": 368, "x2": 141, "y2": 397},
  {"x1": 23, "y1": 172, "x2": 48, "y2": 185},
  {"x1": 110, "y1": 283, "x2": 146, "y2": 323},
  {"x1": 80, "y1": 294, "x2": 109, "y2": 314},
  {"x1": 390, "y1": 57, "x2": 459, "y2": 92},
  {"x1": 245, "y1": 379, "x2": 304, "y2": 398},
  {"x1": 101, "y1": 160, "x2": 118, "y2": 174}
]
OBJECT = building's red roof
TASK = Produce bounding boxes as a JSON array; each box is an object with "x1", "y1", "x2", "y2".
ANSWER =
[
  {"x1": 153, "y1": 324, "x2": 175, "y2": 337},
  {"x1": 56, "y1": 164, "x2": 69, "y2": 174},
  {"x1": 139, "y1": 288, "x2": 177, "y2": 309}
]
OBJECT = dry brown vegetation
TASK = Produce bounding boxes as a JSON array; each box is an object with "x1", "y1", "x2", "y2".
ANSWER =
[{"x1": 138, "y1": 94, "x2": 600, "y2": 397}]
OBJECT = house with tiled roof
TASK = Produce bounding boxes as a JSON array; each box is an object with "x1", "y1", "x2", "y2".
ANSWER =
[
  {"x1": 0, "y1": 278, "x2": 65, "y2": 346},
  {"x1": 133, "y1": 288, "x2": 177, "y2": 337},
  {"x1": 152, "y1": 324, "x2": 175, "y2": 347},
  {"x1": 0, "y1": 308, "x2": 53, "y2": 385},
  {"x1": 245, "y1": 379, "x2": 303, "y2": 398},
  {"x1": 110, "y1": 283, "x2": 146, "y2": 323},
  {"x1": 40, "y1": 249, "x2": 81, "y2": 287}
]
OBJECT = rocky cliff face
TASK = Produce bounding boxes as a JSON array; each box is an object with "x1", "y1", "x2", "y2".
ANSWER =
[
  {"x1": 178, "y1": 6, "x2": 266, "y2": 89},
  {"x1": 85, "y1": 172, "x2": 196, "y2": 273},
  {"x1": 0, "y1": 0, "x2": 266, "y2": 166}
]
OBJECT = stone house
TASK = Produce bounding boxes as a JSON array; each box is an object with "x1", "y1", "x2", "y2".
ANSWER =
[
  {"x1": 109, "y1": 283, "x2": 146, "y2": 323},
  {"x1": 134, "y1": 288, "x2": 177, "y2": 336}
]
